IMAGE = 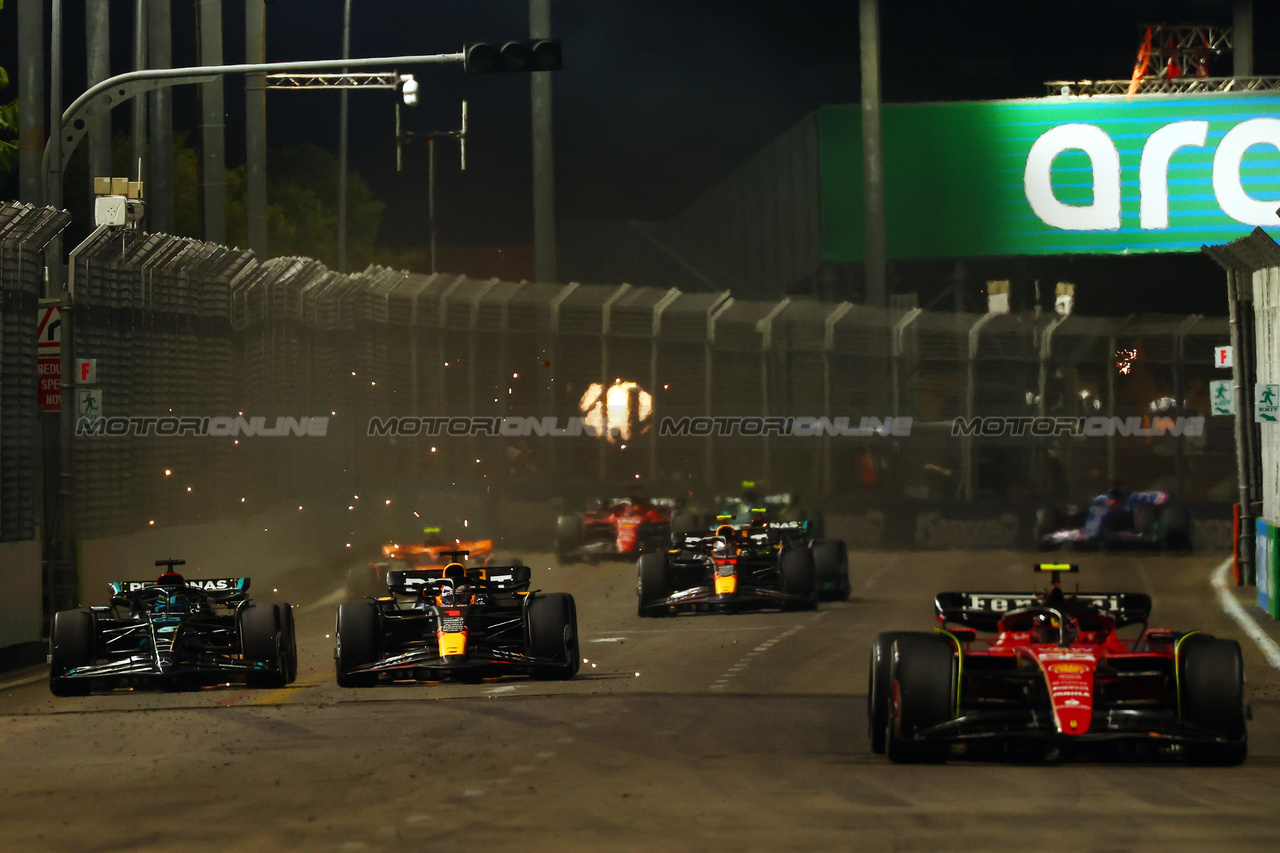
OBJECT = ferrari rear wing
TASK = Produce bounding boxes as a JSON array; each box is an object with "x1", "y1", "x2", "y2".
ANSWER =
[{"x1": 935, "y1": 591, "x2": 1153, "y2": 632}]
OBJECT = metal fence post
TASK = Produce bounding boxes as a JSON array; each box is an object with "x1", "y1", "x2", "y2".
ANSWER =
[
  {"x1": 825, "y1": 302, "x2": 855, "y2": 498},
  {"x1": 649, "y1": 288, "x2": 680, "y2": 485},
  {"x1": 963, "y1": 313, "x2": 996, "y2": 501},
  {"x1": 706, "y1": 297, "x2": 734, "y2": 491},
  {"x1": 756, "y1": 298, "x2": 790, "y2": 488}
]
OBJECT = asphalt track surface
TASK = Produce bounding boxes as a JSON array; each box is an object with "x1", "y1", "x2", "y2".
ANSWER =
[{"x1": 2, "y1": 551, "x2": 1279, "y2": 852}]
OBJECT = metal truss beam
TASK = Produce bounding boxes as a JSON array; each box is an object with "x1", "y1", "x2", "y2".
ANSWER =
[
  {"x1": 266, "y1": 72, "x2": 398, "y2": 90},
  {"x1": 1045, "y1": 75, "x2": 1280, "y2": 97}
]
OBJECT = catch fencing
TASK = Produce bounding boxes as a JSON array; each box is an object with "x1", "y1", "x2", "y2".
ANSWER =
[
  {"x1": 0, "y1": 202, "x2": 1239, "y2": 544},
  {"x1": 0, "y1": 204, "x2": 71, "y2": 541}
]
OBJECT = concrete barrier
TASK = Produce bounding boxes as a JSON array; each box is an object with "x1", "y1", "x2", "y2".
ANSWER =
[
  {"x1": 0, "y1": 540, "x2": 43, "y2": 651},
  {"x1": 914, "y1": 511, "x2": 1020, "y2": 550},
  {"x1": 1192, "y1": 518, "x2": 1235, "y2": 555}
]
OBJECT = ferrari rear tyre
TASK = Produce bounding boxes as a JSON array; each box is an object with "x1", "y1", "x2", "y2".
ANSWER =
[
  {"x1": 885, "y1": 634, "x2": 955, "y2": 764},
  {"x1": 868, "y1": 631, "x2": 921, "y2": 754},
  {"x1": 779, "y1": 546, "x2": 817, "y2": 609},
  {"x1": 335, "y1": 601, "x2": 381, "y2": 688},
  {"x1": 1181, "y1": 636, "x2": 1247, "y2": 765},
  {"x1": 811, "y1": 539, "x2": 849, "y2": 601},
  {"x1": 554, "y1": 514, "x2": 583, "y2": 564},
  {"x1": 636, "y1": 553, "x2": 671, "y2": 617},
  {"x1": 49, "y1": 609, "x2": 95, "y2": 697},
  {"x1": 240, "y1": 604, "x2": 287, "y2": 689},
  {"x1": 529, "y1": 593, "x2": 579, "y2": 680}
]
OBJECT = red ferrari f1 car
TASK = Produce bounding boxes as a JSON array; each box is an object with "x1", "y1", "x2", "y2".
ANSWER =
[
  {"x1": 869, "y1": 563, "x2": 1248, "y2": 764},
  {"x1": 555, "y1": 495, "x2": 689, "y2": 563}
]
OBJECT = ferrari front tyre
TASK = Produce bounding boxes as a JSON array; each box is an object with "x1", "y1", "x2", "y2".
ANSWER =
[
  {"x1": 1180, "y1": 636, "x2": 1247, "y2": 765},
  {"x1": 554, "y1": 514, "x2": 583, "y2": 564},
  {"x1": 528, "y1": 593, "x2": 579, "y2": 680},
  {"x1": 868, "y1": 631, "x2": 921, "y2": 754},
  {"x1": 779, "y1": 546, "x2": 817, "y2": 609},
  {"x1": 811, "y1": 538, "x2": 849, "y2": 602},
  {"x1": 240, "y1": 603, "x2": 287, "y2": 689},
  {"x1": 49, "y1": 609, "x2": 95, "y2": 697},
  {"x1": 885, "y1": 634, "x2": 955, "y2": 764},
  {"x1": 335, "y1": 601, "x2": 381, "y2": 688},
  {"x1": 636, "y1": 552, "x2": 671, "y2": 617}
]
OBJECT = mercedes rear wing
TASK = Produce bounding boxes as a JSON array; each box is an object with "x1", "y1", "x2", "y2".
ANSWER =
[{"x1": 107, "y1": 577, "x2": 251, "y2": 604}]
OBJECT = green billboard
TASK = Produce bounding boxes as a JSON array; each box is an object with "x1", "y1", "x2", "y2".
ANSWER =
[{"x1": 819, "y1": 93, "x2": 1280, "y2": 261}]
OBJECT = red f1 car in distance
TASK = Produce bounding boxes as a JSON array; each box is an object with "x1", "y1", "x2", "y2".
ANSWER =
[
  {"x1": 869, "y1": 563, "x2": 1247, "y2": 764},
  {"x1": 555, "y1": 494, "x2": 689, "y2": 563}
]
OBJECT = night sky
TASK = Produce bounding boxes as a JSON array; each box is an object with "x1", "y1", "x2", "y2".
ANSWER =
[{"x1": 3, "y1": 0, "x2": 1278, "y2": 313}]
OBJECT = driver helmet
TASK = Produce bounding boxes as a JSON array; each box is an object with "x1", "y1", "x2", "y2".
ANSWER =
[
  {"x1": 1030, "y1": 612, "x2": 1080, "y2": 645},
  {"x1": 156, "y1": 570, "x2": 185, "y2": 586}
]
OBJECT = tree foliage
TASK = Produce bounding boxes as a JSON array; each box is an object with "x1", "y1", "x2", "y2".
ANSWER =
[{"x1": 0, "y1": 1, "x2": 18, "y2": 185}]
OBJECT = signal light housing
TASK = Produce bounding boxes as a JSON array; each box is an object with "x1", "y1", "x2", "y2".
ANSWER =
[{"x1": 464, "y1": 40, "x2": 562, "y2": 74}]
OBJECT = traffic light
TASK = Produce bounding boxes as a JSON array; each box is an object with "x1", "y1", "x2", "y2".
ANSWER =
[{"x1": 464, "y1": 40, "x2": 562, "y2": 74}]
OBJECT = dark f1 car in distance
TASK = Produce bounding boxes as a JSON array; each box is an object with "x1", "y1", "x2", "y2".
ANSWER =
[
  {"x1": 710, "y1": 484, "x2": 825, "y2": 539},
  {"x1": 554, "y1": 494, "x2": 683, "y2": 563},
  {"x1": 869, "y1": 563, "x2": 1247, "y2": 764},
  {"x1": 334, "y1": 551, "x2": 579, "y2": 686},
  {"x1": 48, "y1": 560, "x2": 298, "y2": 696},
  {"x1": 636, "y1": 522, "x2": 822, "y2": 616},
  {"x1": 1036, "y1": 489, "x2": 1191, "y2": 551}
]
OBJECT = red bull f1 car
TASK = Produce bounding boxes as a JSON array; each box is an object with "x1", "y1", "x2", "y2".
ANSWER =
[
  {"x1": 555, "y1": 495, "x2": 680, "y2": 563},
  {"x1": 48, "y1": 559, "x2": 298, "y2": 695},
  {"x1": 869, "y1": 563, "x2": 1247, "y2": 764},
  {"x1": 334, "y1": 552, "x2": 579, "y2": 686},
  {"x1": 636, "y1": 523, "x2": 821, "y2": 616}
]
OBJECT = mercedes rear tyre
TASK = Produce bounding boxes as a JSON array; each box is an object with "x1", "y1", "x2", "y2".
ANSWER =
[
  {"x1": 49, "y1": 609, "x2": 95, "y2": 697},
  {"x1": 1181, "y1": 635, "x2": 1248, "y2": 765},
  {"x1": 240, "y1": 603, "x2": 287, "y2": 689},
  {"x1": 671, "y1": 511, "x2": 702, "y2": 536},
  {"x1": 528, "y1": 593, "x2": 579, "y2": 680},
  {"x1": 278, "y1": 602, "x2": 298, "y2": 684},
  {"x1": 811, "y1": 539, "x2": 849, "y2": 602},
  {"x1": 335, "y1": 601, "x2": 381, "y2": 688},
  {"x1": 779, "y1": 546, "x2": 817, "y2": 609},
  {"x1": 885, "y1": 634, "x2": 955, "y2": 764}
]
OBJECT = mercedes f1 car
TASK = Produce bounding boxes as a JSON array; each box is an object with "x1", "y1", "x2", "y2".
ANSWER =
[
  {"x1": 1036, "y1": 489, "x2": 1191, "y2": 551},
  {"x1": 635, "y1": 523, "x2": 820, "y2": 616},
  {"x1": 869, "y1": 563, "x2": 1247, "y2": 764},
  {"x1": 555, "y1": 495, "x2": 683, "y2": 563},
  {"x1": 334, "y1": 552, "x2": 579, "y2": 686},
  {"x1": 48, "y1": 560, "x2": 298, "y2": 695}
]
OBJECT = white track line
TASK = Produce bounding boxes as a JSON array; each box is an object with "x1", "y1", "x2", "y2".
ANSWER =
[
  {"x1": 1212, "y1": 557, "x2": 1280, "y2": 670},
  {"x1": 0, "y1": 672, "x2": 46, "y2": 690},
  {"x1": 709, "y1": 616, "x2": 819, "y2": 691}
]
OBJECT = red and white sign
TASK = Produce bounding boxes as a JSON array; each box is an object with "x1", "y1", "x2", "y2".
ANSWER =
[
  {"x1": 1216, "y1": 345, "x2": 1234, "y2": 368},
  {"x1": 37, "y1": 307, "x2": 62, "y2": 354},
  {"x1": 38, "y1": 358, "x2": 61, "y2": 412},
  {"x1": 76, "y1": 359, "x2": 98, "y2": 384}
]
